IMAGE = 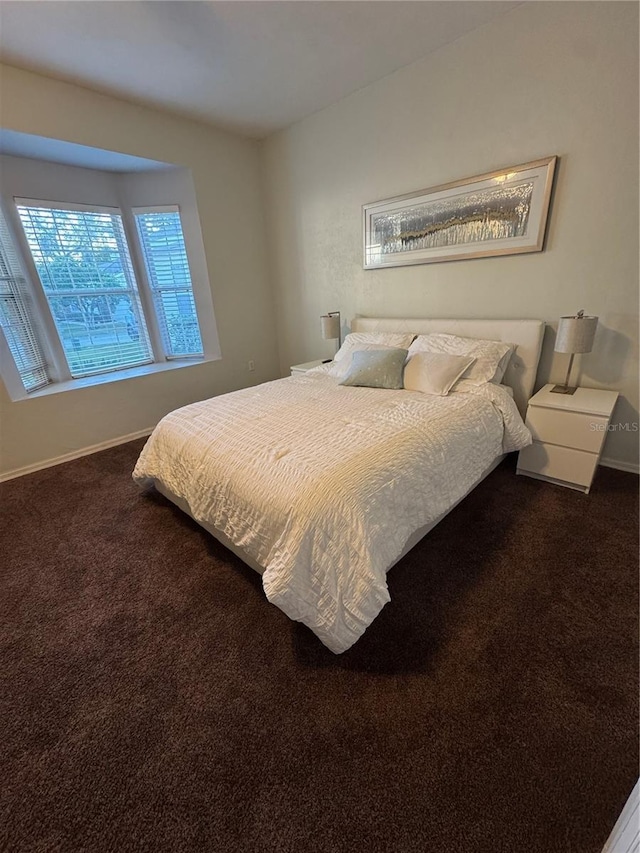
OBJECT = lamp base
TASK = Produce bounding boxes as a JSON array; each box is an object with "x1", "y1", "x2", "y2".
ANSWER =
[{"x1": 550, "y1": 384, "x2": 578, "y2": 395}]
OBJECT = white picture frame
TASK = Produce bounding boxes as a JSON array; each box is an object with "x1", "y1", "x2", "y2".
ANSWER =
[{"x1": 363, "y1": 156, "x2": 557, "y2": 269}]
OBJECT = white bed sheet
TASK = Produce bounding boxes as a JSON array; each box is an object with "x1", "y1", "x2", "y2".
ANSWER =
[{"x1": 133, "y1": 370, "x2": 531, "y2": 653}]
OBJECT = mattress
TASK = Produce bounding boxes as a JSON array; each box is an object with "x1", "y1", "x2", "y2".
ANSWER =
[{"x1": 133, "y1": 370, "x2": 531, "y2": 653}]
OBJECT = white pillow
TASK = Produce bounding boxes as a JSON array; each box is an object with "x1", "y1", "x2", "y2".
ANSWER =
[
  {"x1": 404, "y1": 352, "x2": 475, "y2": 396},
  {"x1": 334, "y1": 332, "x2": 415, "y2": 364},
  {"x1": 493, "y1": 346, "x2": 515, "y2": 384},
  {"x1": 408, "y1": 333, "x2": 513, "y2": 386}
]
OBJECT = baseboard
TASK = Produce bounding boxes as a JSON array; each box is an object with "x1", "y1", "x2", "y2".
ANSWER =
[
  {"x1": 600, "y1": 457, "x2": 640, "y2": 475},
  {"x1": 0, "y1": 428, "x2": 153, "y2": 483}
]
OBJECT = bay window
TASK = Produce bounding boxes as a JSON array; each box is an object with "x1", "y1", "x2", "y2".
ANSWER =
[{"x1": 0, "y1": 197, "x2": 208, "y2": 398}]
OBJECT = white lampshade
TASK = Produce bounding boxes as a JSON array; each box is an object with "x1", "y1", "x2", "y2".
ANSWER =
[
  {"x1": 321, "y1": 313, "x2": 340, "y2": 341},
  {"x1": 555, "y1": 314, "x2": 598, "y2": 354}
]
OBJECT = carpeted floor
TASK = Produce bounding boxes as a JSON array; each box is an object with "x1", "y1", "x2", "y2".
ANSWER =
[{"x1": 0, "y1": 440, "x2": 637, "y2": 853}]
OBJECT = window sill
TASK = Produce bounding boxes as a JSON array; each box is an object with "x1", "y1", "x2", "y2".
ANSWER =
[{"x1": 13, "y1": 356, "x2": 220, "y2": 400}]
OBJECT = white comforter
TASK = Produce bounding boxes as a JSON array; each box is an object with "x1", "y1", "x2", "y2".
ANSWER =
[{"x1": 133, "y1": 369, "x2": 531, "y2": 653}]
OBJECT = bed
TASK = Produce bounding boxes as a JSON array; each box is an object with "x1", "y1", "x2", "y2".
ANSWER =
[{"x1": 133, "y1": 317, "x2": 544, "y2": 653}]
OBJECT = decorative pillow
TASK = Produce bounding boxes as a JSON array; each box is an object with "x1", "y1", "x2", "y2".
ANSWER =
[
  {"x1": 404, "y1": 352, "x2": 475, "y2": 396},
  {"x1": 407, "y1": 333, "x2": 513, "y2": 386},
  {"x1": 339, "y1": 347, "x2": 408, "y2": 390},
  {"x1": 328, "y1": 343, "x2": 397, "y2": 379},
  {"x1": 334, "y1": 332, "x2": 415, "y2": 364}
]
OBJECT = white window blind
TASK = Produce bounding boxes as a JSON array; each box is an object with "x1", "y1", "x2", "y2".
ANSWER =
[
  {"x1": 17, "y1": 202, "x2": 153, "y2": 378},
  {"x1": 0, "y1": 208, "x2": 50, "y2": 392},
  {"x1": 134, "y1": 208, "x2": 203, "y2": 358}
]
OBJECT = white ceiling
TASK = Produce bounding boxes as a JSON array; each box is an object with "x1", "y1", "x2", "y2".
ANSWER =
[{"x1": 0, "y1": 1, "x2": 521, "y2": 139}]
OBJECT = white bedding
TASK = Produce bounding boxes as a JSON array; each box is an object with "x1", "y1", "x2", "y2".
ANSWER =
[{"x1": 133, "y1": 369, "x2": 531, "y2": 653}]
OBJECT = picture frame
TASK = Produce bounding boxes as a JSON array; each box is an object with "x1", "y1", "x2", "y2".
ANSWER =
[{"x1": 363, "y1": 156, "x2": 557, "y2": 269}]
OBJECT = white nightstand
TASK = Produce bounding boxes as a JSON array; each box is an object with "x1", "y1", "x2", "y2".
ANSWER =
[
  {"x1": 517, "y1": 384, "x2": 618, "y2": 493},
  {"x1": 290, "y1": 359, "x2": 329, "y2": 376}
]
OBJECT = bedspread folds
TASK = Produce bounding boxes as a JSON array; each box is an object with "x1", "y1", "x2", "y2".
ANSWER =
[{"x1": 133, "y1": 372, "x2": 531, "y2": 653}]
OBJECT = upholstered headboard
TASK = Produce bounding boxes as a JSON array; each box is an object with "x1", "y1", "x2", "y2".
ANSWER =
[{"x1": 350, "y1": 317, "x2": 545, "y2": 417}]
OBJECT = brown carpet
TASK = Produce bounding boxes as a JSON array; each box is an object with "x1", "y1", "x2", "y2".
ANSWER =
[{"x1": 0, "y1": 440, "x2": 637, "y2": 853}]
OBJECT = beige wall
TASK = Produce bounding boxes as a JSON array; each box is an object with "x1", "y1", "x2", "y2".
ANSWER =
[
  {"x1": 0, "y1": 64, "x2": 279, "y2": 477},
  {"x1": 261, "y1": 1, "x2": 639, "y2": 469}
]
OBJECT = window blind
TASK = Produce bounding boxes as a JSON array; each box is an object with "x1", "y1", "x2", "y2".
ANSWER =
[
  {"x1": 0, "y1": 209, "x2": 50, "y2": 392},
  {"x1": 17, "y1": 203, "x2": 153, "y2": 378},
  {"x1": 134, "y1": 209, "x2": 203, "y2": 358}
]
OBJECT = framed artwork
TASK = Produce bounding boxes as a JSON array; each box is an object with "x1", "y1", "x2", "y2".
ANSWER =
[{"x1": 363, "y1": 156, "x2": 557, "y2": 269}]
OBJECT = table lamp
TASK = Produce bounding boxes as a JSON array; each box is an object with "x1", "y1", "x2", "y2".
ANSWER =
[
  {"x1": 321, "y1": 311, "x2": 341, "y2": 354},
  {"x1": 551, "y1": 309, "x2": 598, "y2": 394}
]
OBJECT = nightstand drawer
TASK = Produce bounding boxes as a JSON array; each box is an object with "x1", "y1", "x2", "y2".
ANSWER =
[
  {"x1": 290, "y1": 359, "x2": 327, "y2": 376},
  {"x1": 518, "y1": 441, "x2": 597, "y2": 488},
  {"x1": 526, "y1": 406, "x2": 608, "y2": 453}
]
